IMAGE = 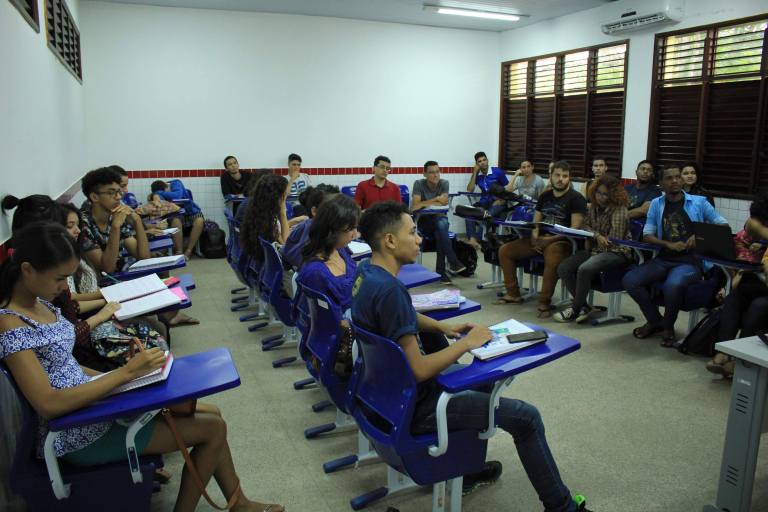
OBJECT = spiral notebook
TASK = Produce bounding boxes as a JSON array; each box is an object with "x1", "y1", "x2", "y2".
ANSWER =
[{"x1": 91, "y1": 351, "x2": 174, "y2": 396}]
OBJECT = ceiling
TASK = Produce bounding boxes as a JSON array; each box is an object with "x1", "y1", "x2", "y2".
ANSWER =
[{"x1": 93, "y1": 0, "x2": 617, "y2": 32}]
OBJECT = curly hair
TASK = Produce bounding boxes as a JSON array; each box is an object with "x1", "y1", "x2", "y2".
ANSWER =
[
  {"x1": 587, "y1": 174, "x2": 628, "y2": 208},
  {"x1": 240, "y1": 174, "x2": 288, "y2": 260}
]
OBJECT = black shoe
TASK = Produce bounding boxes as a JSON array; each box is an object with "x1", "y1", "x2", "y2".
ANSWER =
[
  {"x1": 439, "y1": 274, "x2": 454, "y2": 284},
  {"x1": 447, "y1": 264, "x2": 467, "y2": 276},
  {"x1": 462, "y1": 460, "x2": 502, "y2": 496}
]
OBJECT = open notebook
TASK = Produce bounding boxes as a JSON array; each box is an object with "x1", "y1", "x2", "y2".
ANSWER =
[
  {"x1": 100, "y1": 274, "x2": 183, "y2": 320},
  {"x1": 91, "y1": 351, "x2": 174, "y2": 396},
  {"x1": 127, "y1": 254, "x2": 185, "y2": 272},
  {"x1": 348, "y1": 241, "x2": 372, "y2": 257},
  {"x1": 469, "y1": 319, "x2": 547, "y2": 360}
]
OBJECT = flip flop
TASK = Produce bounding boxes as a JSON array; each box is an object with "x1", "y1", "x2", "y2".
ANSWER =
[
  {"x1": 537, "y1": 305, "x2": 554, "y2": 318},
  {"x1": 632, "y1": 323, "x2": 663, "y2": 339},
  {"x1": 168, "y1": 313, "x2": 200, "y2": 327},
  {"x1": 494, "y1": 296, "x2": 523, "y2": 305}
]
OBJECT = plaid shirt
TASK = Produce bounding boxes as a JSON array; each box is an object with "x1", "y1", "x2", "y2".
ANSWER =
[{"x1": 582, "y1": 205, "x2": 631, "y2": 255}]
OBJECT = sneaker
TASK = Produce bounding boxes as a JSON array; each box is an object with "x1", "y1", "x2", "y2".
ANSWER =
[
  {"x1": 462, "y1": 460, "x2": 502, "y2": 496},
  {"x1": 554, "y1": 306, "x2": 578, "y2": 323},
  {"x1": 439, "y1": 274, "x2": 454, "y2": 285},
  {"x1": 447, "y1": 264, "x2": 467, "y2": 276},
  {"x1": 573, "y1": 494, "x2": 593, "y2": 511},
  {"x1": 575, "y1": 306, "x2": 593, "y2": 324}
]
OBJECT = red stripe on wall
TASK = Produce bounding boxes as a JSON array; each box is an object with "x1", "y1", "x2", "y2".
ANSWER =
[{"x1": 127, "y1": 166, "x2": 474, "y2": 179}]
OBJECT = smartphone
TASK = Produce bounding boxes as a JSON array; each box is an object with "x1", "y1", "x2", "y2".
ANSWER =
[{"x1": 506, "y1": 330, "x2": 548, "y2": 344}]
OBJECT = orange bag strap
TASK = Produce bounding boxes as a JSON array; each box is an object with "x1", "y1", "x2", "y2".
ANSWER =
[{"x1": 160, "y1": 409, "x2": 240, "y2": 510}]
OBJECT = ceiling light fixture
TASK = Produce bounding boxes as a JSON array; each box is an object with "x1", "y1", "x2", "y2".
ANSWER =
[{"x1": 423, "y1": 5, "x2": 523, "y2": 22}]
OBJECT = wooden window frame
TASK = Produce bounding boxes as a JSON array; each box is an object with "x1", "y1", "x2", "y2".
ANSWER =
[
  {"x1": 647, "y1": 13, "x2": 768, "y2": 199},
  {"x1": 44, "y1": 0, "x2": 82, "y2": 83},
  {"x1": 499, "y1": 40, "x2": 629, "y2": 180},
  {"x1": 8, "y1": 0, "x2": 40, "y2": 32}
]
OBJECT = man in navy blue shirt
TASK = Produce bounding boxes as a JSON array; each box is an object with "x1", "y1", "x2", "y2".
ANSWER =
[
  {"x1": 465, "y1": 151, "x2": 509, "y2": 248},
  {"x1": 352, "y1": 201, "x2": 591, "y2": 511},
  {"x1": 624, "y1": 160, "x2": 662, "y2": 220}
]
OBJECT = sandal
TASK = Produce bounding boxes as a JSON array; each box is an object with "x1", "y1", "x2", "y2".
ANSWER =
[
  {"x1": 706, "y1": 355, "x2": 735, "y2": 379},
  {"x1": 660, "y1": 333, "x2": 677, "y2": 348},
  {"x1": 168, "y1": 312, "x2": 200, "y2": 327},
  {"x1": 537, "y1": 305, "x2": 554, "y2": 318},
  {"x1": 632, "y1": 323, "x2": 663, "y2": 339},
  {"x1": 494, "y1": 295, "x2": 523, "y2": 305}
]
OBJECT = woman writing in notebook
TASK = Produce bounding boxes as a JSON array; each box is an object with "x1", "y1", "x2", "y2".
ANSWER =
[{"x1": 0, "y1": 222, "x2": 284, "y2": 512}]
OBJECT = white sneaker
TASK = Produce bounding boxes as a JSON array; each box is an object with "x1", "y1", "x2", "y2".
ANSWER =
[{"x1": 554, "y1": 307, "x2": 578, "y2": 323}]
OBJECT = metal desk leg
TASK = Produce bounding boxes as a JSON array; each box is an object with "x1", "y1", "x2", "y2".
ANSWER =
[
  {"x1": 704, "y1": 360, "x2": 768, "y2": 512},
  {"x1": 44, "y1": 432, "x2": 70, "y2": 499},
  {"x1": 121, "y1": 409, "x2": 161, "y2": 484}
]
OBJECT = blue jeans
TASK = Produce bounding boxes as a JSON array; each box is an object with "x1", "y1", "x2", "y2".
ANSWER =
[
  {"x1": 418, "y1": 215, "x2": 462, "y2": 275},
  {"x1": 412, "y1": 388, "x2": 576, "y2": 512},
  {"x1": 621, "y1": 257, "x2": 701, "y2": 331},
  {"x1": 465, "y1": 203, "x2": 508, "y2": 242}
]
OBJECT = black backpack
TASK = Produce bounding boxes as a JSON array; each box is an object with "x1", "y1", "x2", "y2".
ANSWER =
[
  {"x1": 451, "y1": 239, "x2": 477, "y2": 277},
  {"x1": 678, "y1": 307, "x2": 722, "y2": 357},
  {"x1": 200, "y1": 221, "x2": 226, "y2": 259}
]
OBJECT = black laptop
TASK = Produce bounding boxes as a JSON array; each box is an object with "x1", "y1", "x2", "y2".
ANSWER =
[{"x1": 693, "y1": 222, "x2": 763, "y2": 270}]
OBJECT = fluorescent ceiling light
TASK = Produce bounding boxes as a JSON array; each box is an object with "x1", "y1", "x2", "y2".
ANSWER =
[{"x1": 423, "y1": 5, "x2": 522, "y2": 22}]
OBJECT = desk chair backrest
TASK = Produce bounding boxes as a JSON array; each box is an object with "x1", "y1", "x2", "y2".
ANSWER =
[
  {"x1": 341, "y1": 186, "x2": 357, "y2": 198},
  {"x1": 301, "y1": 285, "x2": 350, "y2": 409},
  {"x1": 259, "y1": 238, "x2": 295, "y2": 326},
  {"x1": 630, "y1": 219, "x2": 645, "y2": 241},
  {"x1": 510, "y1": 203, "x2": 535, "y2": 222},
  {"x1": 347, "y1": 322, "x2": 487, "y2": 484},
  {"x1": 292, "y1": 283, "x2": 312, "y2": 365},
  {"x1": 398, "y1": 185, "x2": 410, "y2": 207},
  {"x1": 0, "y1": 362, "x2": 157, "y2": 511}
]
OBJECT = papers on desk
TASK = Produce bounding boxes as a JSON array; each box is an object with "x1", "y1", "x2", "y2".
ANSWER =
[
  {"x1": 114, "y1": 288, "x2": 182, "y2": 320},
  {"x1": 411, "y1": 289, "x2": 464, "y2": 312},
  {"x1": 160, "y1": 227, "x2": 179, "y2": 235},
  {"x1": 91, "y1": 351, "x2": 174, "y2": 396},
  {"x1": 348, "y1": 241, "x2": 372, "y2": 257},
  {"x1": 552, "y1": 224, "x2": 594, "y2": 238},
  {"x1": 128, "y1": 254, "x2": 185, "y2": 272},
  {"x1": 101, "y1": 274, "x2": 169, "y2": 303},
  {"x1": 469, "y1": 319, "x2": 544, "y2": 360}
]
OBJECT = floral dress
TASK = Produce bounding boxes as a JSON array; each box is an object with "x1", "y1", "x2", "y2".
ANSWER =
[{"x1": 0, "y1": 301, "x2": 111, "y2": 457}]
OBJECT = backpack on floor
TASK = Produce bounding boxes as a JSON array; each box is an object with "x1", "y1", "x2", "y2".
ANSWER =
[
  {"x1": 479, "y1": 233, "x2": 516, "y2": 266},
  {"x1": 451, "y1": 239, "x2": 477, "y2": 277},
  {"x1": 200, "y1": 221, "x2": 226, "y2": 259},
  {"x1": 678, "y1": 307, "x2": 722, "y2": 357}
]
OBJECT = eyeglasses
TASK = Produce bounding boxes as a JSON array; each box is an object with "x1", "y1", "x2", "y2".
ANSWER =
[
  {"x1": 98, "y1": 188, "x2": 123, "y2": 197},
  {"x1": 595, "y1": 190, "x2": 609, "y2": 197}
]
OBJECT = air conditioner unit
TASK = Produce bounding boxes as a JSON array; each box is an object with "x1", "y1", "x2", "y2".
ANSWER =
[{"x1": 601, "y1": 0, "x2": 684, "y2": 35}]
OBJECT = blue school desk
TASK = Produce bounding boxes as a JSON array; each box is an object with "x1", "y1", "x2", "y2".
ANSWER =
[
  {"x1": 695, "y1": 255, "x2": 763, "y2": 294},
  {"x1": 110, "y1": 258, "x2": 187, "y2": 280},
  {"x1": 397, "y1": 263, "x2": 441, "y2": 288},
  {"x1": 45, "y1": 347, "x2": 240, "y2": 499},
  {"x1": 422, "y1": 299, "x2": 481, "y2": 321}
]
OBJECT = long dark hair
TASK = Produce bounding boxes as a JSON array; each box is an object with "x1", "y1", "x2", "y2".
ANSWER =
[
  {"x1": 0, "y1": 222, "x2": 79, "y2": 307},
  {"x1": 301, "y1": 195, "x2": 360, "y2": 265},
  {"x1": 1, "y1": 194, "x2": 58, "y2": 234},
  {"x1": 240, "y1": 173, "x2": 288, "y2": 260},
  {"x1": 57, "y1": 203, "x2": 88, "y2": 291}
]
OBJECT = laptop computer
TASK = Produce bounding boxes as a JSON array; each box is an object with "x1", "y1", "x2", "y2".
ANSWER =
[{"x1": 693, "y1": 222, "x2": 763, "y2": 271}]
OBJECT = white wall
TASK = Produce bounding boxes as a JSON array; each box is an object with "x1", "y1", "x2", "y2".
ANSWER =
[
  {"x1": 80, "y1": 1, "x2": 500, "y2": 170},
  {"x1": 499, "y1": 0, "x2": 768, "y2": 178},
  {"x1": 0, "y1": 0, "x2": 87, "y2": 242}
]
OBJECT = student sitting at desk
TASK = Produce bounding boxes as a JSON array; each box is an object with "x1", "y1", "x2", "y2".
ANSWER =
[
  {"x1": 495, "y1": 161, "x2": 587, "y2": 318},
  {"x1": 354, "y1": 155, "x2": 402, "y2": 210},
  {"x1": 297, "y1": 194, "x2": 359, "y2": 376},
  {"x1": 622, "y1": 167, "x2": 728, "y2": 346},
  {"x1": 624, "y1": 160, "x2": 661, "y2": 220},
  {"x1": 412, "y1": 161, "x2": 466, "y2": 284},
  {"x1": 555, "y1": 175, "x2": 631, "y2": 323},
  {"x1": 151, "y1": 179, "x2": 205, "y2": 260},
  {"x1": 281, "y1": 184, "x2": 338, "y2": 270},
  {"x1": 136, "y1": 193, "x2": 185, "y2": 255},
  {"x1": 0, "y1": 223, "x2": 284, "y2": 512},
  {"x1": 465, "y1": 151, "x2": 509, "y2": 249},
  {"x1": 681, "y1": 162, "x2": 715, "y2": 207},
  {"x1": 234, "y1": 168, "x2": 274, "y2": 224},
  {"x1": 706, "y1": 194, "x2": 768, "y2": 378},
  {"x1": 287, "y1": 153, "x2": 312, "y2": 209},
  {"x1": 78, "y1": 167, "x2": 150, "y2": 273},
  {"x1": 114, "y1": 165, "x2": 140, "y2": 209},
  {"x1": 505, "y1": 158, "x2": 546, "y2": 201},
  {"x1": 351, "y1": 201, "x2": 591, "y2": 510},
  {"x1": 221, "y1": 155, "x2": 252, "y2": 198}
]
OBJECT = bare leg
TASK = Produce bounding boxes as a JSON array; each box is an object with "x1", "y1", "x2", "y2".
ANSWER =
[
  {"x1": 184, "y1": 217, "x2": 205, "y2": 258},
  {"x1": 143, "y1": 413, "x2": 283, "y2": 512},
  {"x1": 171, "y1": 217, "x2": 184, "y2": 254}
]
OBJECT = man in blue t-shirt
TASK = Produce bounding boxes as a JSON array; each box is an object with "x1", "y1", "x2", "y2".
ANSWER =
[
  {"x1": 624, "y1": 160, "x2": 662, "y2": 220},
  {"x1": 351, "y1": 201, "x2": 591, "y2": 511},
  {"x1": 464, "y1": 151, "x2": 509, "y2": 248}
]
